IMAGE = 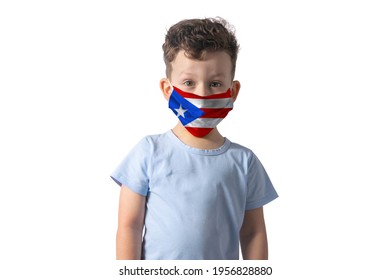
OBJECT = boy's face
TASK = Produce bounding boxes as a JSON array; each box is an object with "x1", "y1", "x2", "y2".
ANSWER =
[{"x1": 161, "y1": 50, "x2": 240, "y2": 100}]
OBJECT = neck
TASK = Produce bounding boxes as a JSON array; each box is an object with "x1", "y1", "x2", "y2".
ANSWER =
[{"x1": 171, "y1": 123, "x2": 225, "y2": 150}]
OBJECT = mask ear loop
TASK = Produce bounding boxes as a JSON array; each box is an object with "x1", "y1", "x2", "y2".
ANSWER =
[
  {"x1": 229, "y1": 81, "x2": 235, "y2": 97},
  {"x1": 167, "y1": 80, "x2": 174, "y2": 94}
]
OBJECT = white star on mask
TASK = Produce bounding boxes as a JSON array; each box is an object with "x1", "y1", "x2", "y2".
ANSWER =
[{"x1": 174, "y1": 104, "x2": 187, "y2": 118}]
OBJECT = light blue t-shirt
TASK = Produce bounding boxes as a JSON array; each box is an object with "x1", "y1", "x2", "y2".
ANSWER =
[{"x1": 111, "y1": 130, "x2": 278, "y2": 260}]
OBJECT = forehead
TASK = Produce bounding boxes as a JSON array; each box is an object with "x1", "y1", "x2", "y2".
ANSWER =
[{"x1": 171, "y1": 50, "x2": 233, "y2": 79}]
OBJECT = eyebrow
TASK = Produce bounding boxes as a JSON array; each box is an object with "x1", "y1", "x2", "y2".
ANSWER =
[
  {"x1": 179, "y1": 72, "x2": 226, "y2": 79},
  {"x1": 210, "y1": 73, "x2": 226, "y2": 79}
]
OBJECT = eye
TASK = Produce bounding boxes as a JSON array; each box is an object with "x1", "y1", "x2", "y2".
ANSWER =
[
  {"x1": 209, "y1": 81, "x2": 222, "y2": 87},
  {"x1": 183, "y1": 80, "x2": 195, "y2": 87}
]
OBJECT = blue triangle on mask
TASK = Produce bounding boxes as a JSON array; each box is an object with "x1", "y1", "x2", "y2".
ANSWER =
[{"x1": 168, "y1": 88, "x2": 205, "y2": 126}]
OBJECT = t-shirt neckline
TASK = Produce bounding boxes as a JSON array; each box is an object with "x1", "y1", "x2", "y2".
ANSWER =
[{"x1": 167, "y1": 130, "x2": 231, "y2": 156}]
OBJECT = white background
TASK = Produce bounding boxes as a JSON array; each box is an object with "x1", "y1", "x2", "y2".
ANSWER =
[{"x1": 1, "y1": 0, "x2": 389, "y2": 279}]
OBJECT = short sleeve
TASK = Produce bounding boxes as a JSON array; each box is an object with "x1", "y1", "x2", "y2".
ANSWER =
[
  {"x1": 245, "y1": 153, "x2": 278, "y2": 210},
  {"x1": 110, "y1": 137, "x2": 151, "y2": 196}
]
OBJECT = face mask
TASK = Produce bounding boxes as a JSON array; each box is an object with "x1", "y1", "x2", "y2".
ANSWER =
[{"x1": 168, "y1": 84, "x2": 234, "y2": 137}]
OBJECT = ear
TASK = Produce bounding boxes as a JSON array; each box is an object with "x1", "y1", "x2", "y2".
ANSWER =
[
  {"x1": 160, "y1": 78, "x2": 172, "y2": 101},
  {"x1": 231, "y1": 80, "x2": 241, "y2": 101}
]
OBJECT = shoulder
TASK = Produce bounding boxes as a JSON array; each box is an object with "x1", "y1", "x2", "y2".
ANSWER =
[
  {"x1": 116, "y1": 131, "x2": 173, "y2": 171},
  {"x1": 226, "y1": 139, "x2": 267, "y2": 171},
  {"x1": 228, "y1": 140, "x2": 253, "y2": 153},
  {"x1": 227, "y1": 139, "x2": 257, "y2": 159},
  {"x1": 136, "y1": 131, "x2": 172, "y2": 148},
  {"x1": 128, "y1": 131, "x2": 175, "y2": 159}
]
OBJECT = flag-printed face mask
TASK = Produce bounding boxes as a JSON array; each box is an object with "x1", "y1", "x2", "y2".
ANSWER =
[{"x1": 168, "y1": 85, "x2": 234, "y2": 137}]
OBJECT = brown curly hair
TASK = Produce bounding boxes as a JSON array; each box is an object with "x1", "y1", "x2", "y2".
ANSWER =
[{"x1": 162, "y1": 17, "x2": 240, "y2": 79}]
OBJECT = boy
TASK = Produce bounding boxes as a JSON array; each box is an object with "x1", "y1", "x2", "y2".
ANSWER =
[{"x1": 111, "y1": 17, "x2": 278, "y2": 260}]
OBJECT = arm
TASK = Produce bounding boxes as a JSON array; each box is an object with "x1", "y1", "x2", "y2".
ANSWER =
[
  {"x1": 116, "y1": 185, "x2": 146, "y2": 260},
  {"x1": 240, "y1": 207, "x2": 268, "y2": 260}
]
